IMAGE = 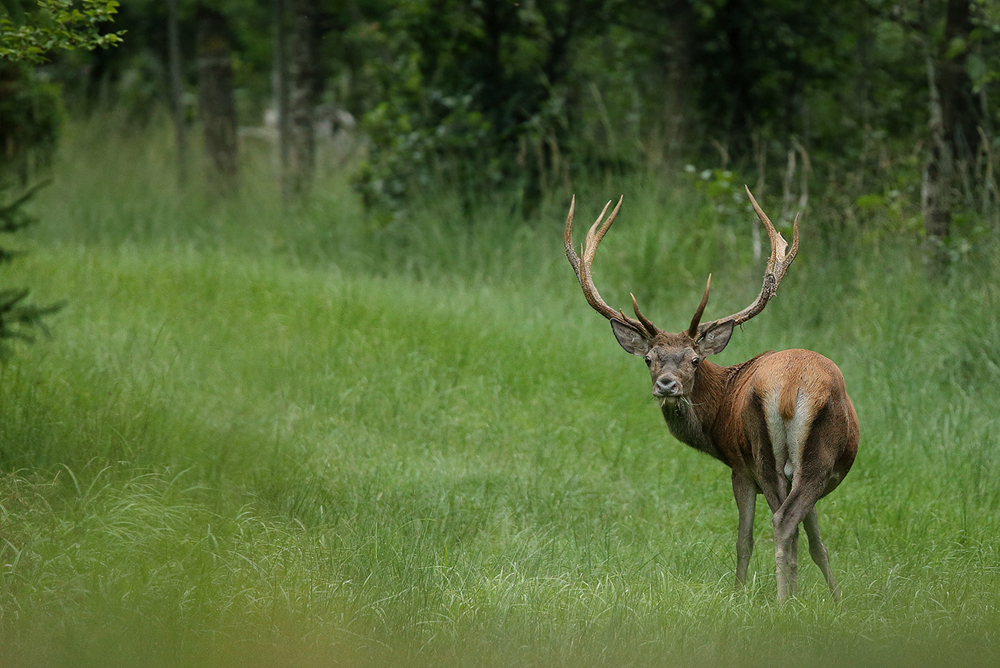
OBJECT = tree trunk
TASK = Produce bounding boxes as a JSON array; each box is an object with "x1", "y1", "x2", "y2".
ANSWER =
[
  {"x1": 663, "y1": 0, "x2": 694, "y2": 165},
  {"x1": 922, "y1": 55, "x2": 952, "y2": 242},
  {"x1": 939, "y1": 0, "x2": 978, "y2": 161},
  {"x1": 920, "y1": 0, "x2": 984, "y2": 250},
  {"x1": 273, "y1": 0, "x2": 291, "y2": 203},
  {"x1": 167, "y1": 0, "x2": 187, "y2": 186},
  {"x1": 197, "y1": 7, "x2": 239, "y2": 196},
  {"x1": 287, "y1": 0, "x2": 320, "y2": 199}
]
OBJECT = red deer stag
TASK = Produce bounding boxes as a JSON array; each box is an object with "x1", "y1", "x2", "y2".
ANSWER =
[{"x1": 564, "y1": 188, "x2": 858, "y2": 601}]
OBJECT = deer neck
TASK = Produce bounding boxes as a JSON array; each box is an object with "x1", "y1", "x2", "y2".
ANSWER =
[{"x1": 659, "y1": 359, "x2": 731, "y2": 464}]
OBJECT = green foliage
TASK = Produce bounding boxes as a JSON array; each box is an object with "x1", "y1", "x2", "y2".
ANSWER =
[
  {"x1": 15, "y1": 0, "x2": 994, "y2": 237},
  {"x1": 0, "y1": 62, "x2": 64, "y2": 183},
  {"x1": 0, "y1": 180, "x2": 62, "y2": 357},
  {"x1": 967, "y1": 0, "x2": 1000, "y2": 94},
  {"x1": 339, "y1": 0, "x2": 1000, "y2": 225},
  {"x1": 350, "y1": 0, "x2": 608, "y2": 215},
  {"x1": 682, "y1": 166, "x2": 745, "y2": 218},
  {"x1": 0, "y1": 60, "x2": 65, "y2": 360},
  {"x1": 688, "y1": 0, "x2": 869, "y2": 145},
  {"x1": 354, "y1": 91, "x2": 498, "y2": 219},
  {"x1": 0, "y1": 0, "x2": 125, "y2": 63}
]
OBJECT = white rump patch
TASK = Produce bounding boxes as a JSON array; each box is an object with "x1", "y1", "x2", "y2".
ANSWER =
[
  {"x1": 764, "y1": 390, "x2": 809, "y2": 483},
  {"x1": 763, "y1": 396, "x2": 787, "y2": 481},
  {"x1": 784, "y1": 391, "x2": 810, "y2": 480}
]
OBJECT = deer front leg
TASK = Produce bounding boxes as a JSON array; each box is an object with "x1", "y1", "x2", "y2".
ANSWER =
[{"x1": 732, "y1": 470, "x2": 757, "y2": 587}]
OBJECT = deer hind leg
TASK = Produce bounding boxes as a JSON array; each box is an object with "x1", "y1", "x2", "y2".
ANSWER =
[
  {"x1": 764, "y1": 477, "x2": 800, "y2": 600},
  {"x1": 763, "y1": 390, "x2": 802, "y2": 599},
  {"x1": 803, "y1": 506, "x2": 840, "y2": 601},
  {"x1": 771, "y1": 479, "x2": 826, "y2": 601},
  {"x1": 783, "y1": 399, "x2": 844, "y2": 601},
  {"x1": 756, "y1": 469, "x2": 800, "y2": 597}
]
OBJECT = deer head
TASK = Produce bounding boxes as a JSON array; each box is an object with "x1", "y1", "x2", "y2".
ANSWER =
[{"x1": 564, "y1": 187, "x2": 799, "y2": 405}]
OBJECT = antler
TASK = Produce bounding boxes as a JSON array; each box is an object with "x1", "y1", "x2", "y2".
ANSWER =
[
  {"x1": 695, "y1": 186, "x2": 800, "y2": 334},
  {"x1": 565, "y1": 196, "x2": 659, "y2": 337}
]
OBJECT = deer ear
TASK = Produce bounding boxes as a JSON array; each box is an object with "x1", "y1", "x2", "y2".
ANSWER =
[
  {"x1": 610, "y1": 320, "x2": 651, "y2": 356},
  {"x1": 696, "y1": 319, "x2": 734, "y2": 356}
]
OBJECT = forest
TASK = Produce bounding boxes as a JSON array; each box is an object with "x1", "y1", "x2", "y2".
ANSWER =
[{"x1": 1, "y1": 1, "x2": 1000, "y2": 666}]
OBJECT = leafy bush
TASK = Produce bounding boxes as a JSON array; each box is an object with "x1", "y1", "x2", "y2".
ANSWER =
[
  {"x1": 354, "y1": 91, "x2": 498, "y2": 220},
  {"x1": 0, "y1": 62, "x2": 63, "y2": 184},
  {"x1": 0, "y1": 0, "x2": 124, "y2": 63}
]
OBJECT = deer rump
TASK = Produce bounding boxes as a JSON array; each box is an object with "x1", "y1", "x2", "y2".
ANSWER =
[{"x1": 723, "y1": 349, "x2": 857, "y2": 497}]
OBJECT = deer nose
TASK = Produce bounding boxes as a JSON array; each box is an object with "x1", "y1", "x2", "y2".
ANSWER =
[{"x1": 654, "y1": 377, "x2": 680, "y2": 397}]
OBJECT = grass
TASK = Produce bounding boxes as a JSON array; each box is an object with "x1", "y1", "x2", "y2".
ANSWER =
[{"x1": 1, "y1": 114, "x2": 1000, "y2": 666}]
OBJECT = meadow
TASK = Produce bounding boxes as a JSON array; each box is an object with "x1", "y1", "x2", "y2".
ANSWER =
[{"x1": 1, "y1": 117, "x2": 999, "y2": 667}]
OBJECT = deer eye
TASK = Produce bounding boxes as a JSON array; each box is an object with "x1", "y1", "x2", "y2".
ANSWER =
[
  {"x1": 644, "y1": 354, "x2": 652, "y2": 366},
  {"x1": 692, "y1": 356, "x2": 700, "y2": 366}
]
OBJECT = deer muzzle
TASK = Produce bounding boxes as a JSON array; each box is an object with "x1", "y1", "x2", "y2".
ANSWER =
[{"x1": 653, "y1": 376, "x2": 681, "y2": 398}]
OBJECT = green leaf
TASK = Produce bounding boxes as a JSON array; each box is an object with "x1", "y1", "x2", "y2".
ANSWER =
[{"x1": 944, "y1": 36, "x2": 967, "y2": 61}]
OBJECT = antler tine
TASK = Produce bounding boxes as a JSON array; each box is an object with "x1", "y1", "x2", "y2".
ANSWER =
[
  {"x1": 582, "y1": 196, "x2": 622, "y2": 268},
  {"x1": 687, "y1": 274, "x2": 712, "y2": 338},
  {"x1": 565, "y1": 196, "x2": 657, "y2": 335},
  {"x1": 565, "y1": 195, "x2": 582, "y2": 277},
  {"x1": 631, "y1": 293, "x2": 659, "y2": 338},
  {"x1": 697, "y1": 187, "x2": 800, "y2": 333}
]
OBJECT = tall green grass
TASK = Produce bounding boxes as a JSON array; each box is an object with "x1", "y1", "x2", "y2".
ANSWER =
[{"x1": 1, "y1": 115, "x2": 999, "y2": 666}]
